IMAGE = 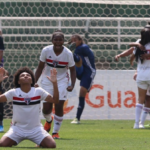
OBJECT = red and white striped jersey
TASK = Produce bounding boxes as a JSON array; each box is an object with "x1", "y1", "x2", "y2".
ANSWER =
[
  {"x1": 40, "y1": 45, "x2": 75, "y2": 85},
  {"x1": 4, "y1": 87, "x2": 49, "y2": 130}
]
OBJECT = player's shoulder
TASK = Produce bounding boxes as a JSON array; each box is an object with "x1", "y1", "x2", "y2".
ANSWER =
[
  {"x1": 42, "y1": 45, "x2": 53, "y2": 52},
  {"x1": 63, "y1": 46, "x2": 73, "y2": 55}
]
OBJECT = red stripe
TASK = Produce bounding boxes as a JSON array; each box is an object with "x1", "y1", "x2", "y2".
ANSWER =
[
  {"x1": 46, "y1": 59, "x2": 68, "y2": 65},
  {"x1": 13, "y1": 96, "x2": 41, "y2": 101}
]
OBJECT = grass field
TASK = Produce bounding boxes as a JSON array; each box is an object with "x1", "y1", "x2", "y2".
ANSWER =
[{"x1": 0, "y1": 119, "x2": 150, "y2": 150}]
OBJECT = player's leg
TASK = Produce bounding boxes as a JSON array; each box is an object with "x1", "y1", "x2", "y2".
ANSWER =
[
  {"x1": 71, "y1": 72, "x2": 95, "y2": 124},
  {"x1": 0, "y1": 126, "x2": 23, "y2": 147},
  {"x1": 52, "y1": 81, "x2": 68, "y2": 139},
  {"x1": 140, "y1": 95, "x2": 150, "y2": 128},
  {"x1": 43, "y1": 102, "x2": 53, "y2": 132},
  {"x1": 29, "y1": 126, "x2": 56, "y2": 148},
  {"x1": 0, "y1": 83, "x2": 4, "y2": 132},
  {"x1": 134, "y1": 81, "x2": 147, "y2": 129},
  {"x1": 0, "y1": 136, "x2": 17, "y2": 147},
  {"x1": 40, "y1": 136, "x2": 56, "y2": 148},
  {"x1": 41, "y1": 85, "x2": 54, "y2": 132},
  {"x1": 52, "y1": 100, "x2": 65, "y2": 139}
]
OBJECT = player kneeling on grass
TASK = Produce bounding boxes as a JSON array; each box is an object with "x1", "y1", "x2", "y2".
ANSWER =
[{"x1": 0, "y1": 67, "x2": 59, "y2": 148}]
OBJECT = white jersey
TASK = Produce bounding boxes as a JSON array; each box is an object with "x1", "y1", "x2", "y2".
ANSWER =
[
  {"x1": 136, "y1": 42, "x2": 150, "y2": 81},
  {"x1": 4, "y1": 87, "x2": 49, "y2": 130},
  {"x1": 40, "y1": 45, "x2": 75, "y2": 85}
]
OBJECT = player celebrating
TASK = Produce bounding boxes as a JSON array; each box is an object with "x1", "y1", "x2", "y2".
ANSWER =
[
  {"x1": 0, "y1": 67, "x2": 58, "y2": 148},
  {"x1": 129, "y1": 28, "x2": 150, "y2": 129},
  {"x1": 69, "y1": 34, "x2": 96, "y2": 124},
  {"x1": 115, "y1": 24, "x2": 150, "y2": 128},
  {"x1": 35, "y1": 30, "x2": 76, "y2": 139}
]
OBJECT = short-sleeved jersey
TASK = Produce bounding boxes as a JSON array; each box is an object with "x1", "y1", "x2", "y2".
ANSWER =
[
  {"x1": 4, "y1": 87, "x2": 49, "y2": 130},
  {"x1": 40, "y1": 45, "x2": 75, "y2": 85},
  {"x1": 74, "y1": 44, "x2": 96, "y2": 76},
  {"x1": 0, "y1": 36, "x2": 4, "y2": 50},
  {"x1": 136, "y1": 42, "x2": 150, "y2": 81}
]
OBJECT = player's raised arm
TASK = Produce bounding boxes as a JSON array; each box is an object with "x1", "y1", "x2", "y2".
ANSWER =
[
  {"x1": 115, "y1": 47, "x2": 134, "y2": 61},
  {"x1": 44, "y1": 68, "x2": 59, "y2": 104}
]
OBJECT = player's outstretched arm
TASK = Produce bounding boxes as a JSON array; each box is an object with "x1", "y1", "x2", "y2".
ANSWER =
[
  {"x1": 115, "y1": 47, "x2": 134, "y2": 61},
  {"x1": 45, "y1": 68, "x2": 59, "y2": 104}
]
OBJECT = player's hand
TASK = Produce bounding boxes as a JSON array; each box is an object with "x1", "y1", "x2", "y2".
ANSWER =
[
  {"x1": 67, "y1": 85, "x2": 74, "y2": 92},
  {"x1": 133, "y1": 72, "x2": 137, "y2": 81},
  {"x1": 47, "y1": 68, "x2": 57, "y2": 83},
  {"x1": 114, "y1": 55, "x2": 120, "y2": 61},
  {"x1": 140, "y1": 53, "x2": 150, "y2": 59},
  {"x1": 34, "y1": 83, "x2": 39, "y2": 88}
]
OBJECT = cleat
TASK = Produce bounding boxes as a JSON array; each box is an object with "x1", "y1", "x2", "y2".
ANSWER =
[
  {"x1": 52, "y1": 133, "x2": 60, "y2": 139},
  {"x1": 44, "y1": 116, "x2": 53, "y2": 133},
  {"x1": 0, "y1": 126, "x2": 4, "y2": 132},
  {"x1": 139, "y1": 123, "x2": 145, "y2": 129},
  {"x1": 133, "y1": 123, "x2": 139, "y2": 129},
  {"x1": 71, "y1": 118, "x2": 80, "y2": 124}
]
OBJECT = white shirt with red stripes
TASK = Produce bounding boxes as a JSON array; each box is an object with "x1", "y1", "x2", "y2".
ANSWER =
[
  {"x1": 4, "y1": 87, "x2": 49, "y2": 130},
  {"x1": 40, "y1": 45, "x2": 75, "y2": 85}
]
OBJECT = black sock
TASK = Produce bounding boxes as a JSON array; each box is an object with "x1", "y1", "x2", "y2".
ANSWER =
[{"x1": 76, "y1": 97, "x2": 85, "y2": 121}]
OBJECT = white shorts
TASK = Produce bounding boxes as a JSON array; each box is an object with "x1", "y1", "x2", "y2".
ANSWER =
[
  {"x1": 41, "y1": 80, "x2": 68, "y2": 101},
  {"x1": 136, "y1": 80, "x2": 150, "y2": 90},
  {"x1": 3, "y1": 125, "x2": 50, "y2": 145}
]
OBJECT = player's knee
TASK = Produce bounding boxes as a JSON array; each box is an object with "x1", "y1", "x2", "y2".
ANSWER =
[
  {"x1": 46, "y1": 142, "x2": 56, "y2": 148},
  {"x1": 0, "y1": 141, "x2": 11, "y2": 147}
]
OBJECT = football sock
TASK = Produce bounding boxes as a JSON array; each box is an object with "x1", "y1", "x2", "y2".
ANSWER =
[
  {"x1": 73, "y1": 53, "x2": 80, "y2": 62},
  {"x1": 135, "y1": 103, "x2": 143, "y2": 123},
  {"x1": 52, "y1": 115, "x2": 63, "y2": 133},
  {"x1": 76, "y1": 97, "x2": 85, "y2": 121},
  {"x1": 140, "y1": 107, "x2": 150, "y2": 124},
  {"x1": 42, "y1": 113, "x2": 52, "y2": 123},
  {"x1": 0, "y1": 121, "x2": 3, "y2": 126}
]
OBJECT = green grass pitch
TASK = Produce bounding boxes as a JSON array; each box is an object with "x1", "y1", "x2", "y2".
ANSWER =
[{"x1": 1, "y1": 119, "x2": 150, "y2": 150}]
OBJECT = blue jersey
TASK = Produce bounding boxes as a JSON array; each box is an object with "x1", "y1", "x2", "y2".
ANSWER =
[{"x1": 74, "y1": 44, "x2": 96, "y2": 73}]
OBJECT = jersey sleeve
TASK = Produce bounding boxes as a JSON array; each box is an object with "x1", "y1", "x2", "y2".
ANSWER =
[
  {"x1": 0, "y1": 37, "x2": 4, "y2": 50},
  {"x1": 38, "y1": 87, "x2": 50, "y2": 101},
  {"x1": 68, "y1": 52, "x2": 75, "y2": 67},
  {"x1": 40, "y1": 48, "x2": 46, "y2": 62},
  {"x1": 4, "y1": 89, "x2": 15, "y2": 102}
]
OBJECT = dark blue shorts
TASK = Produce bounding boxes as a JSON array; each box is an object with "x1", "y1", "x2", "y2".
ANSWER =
[{"x1": 76, "y1": 66, "x2": 95, "y2": 91}]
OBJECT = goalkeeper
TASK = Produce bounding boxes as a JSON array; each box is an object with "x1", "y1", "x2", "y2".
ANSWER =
[{"x1": 69, "y1": 34, "x2": 96, "y2": 124}]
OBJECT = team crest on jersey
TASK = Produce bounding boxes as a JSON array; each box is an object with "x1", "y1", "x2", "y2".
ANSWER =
[
  {"x1": 24, "y1": 98, "x2": 31, "y2": 105},
  {"x1": 53, "y1": 60, "x2": 59, "y2": 67}
]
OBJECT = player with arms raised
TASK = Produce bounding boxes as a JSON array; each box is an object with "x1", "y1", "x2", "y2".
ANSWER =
[{"x1": 0, "y1": 67, "x2": 58, "y2": 148}]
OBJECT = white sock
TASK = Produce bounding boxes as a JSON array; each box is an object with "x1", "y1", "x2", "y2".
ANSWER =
[
  {"x1": 42, "y1": 113, "x2": 52, "y2": 122},
  {"x1": 140, "y1": 107, "x2": 150, "y2": 124},
  {"x1": 135, "y1": 103, "x2": 143, "y2": 124},
  {"x1": 53, "y1": 114, "x2": 63, "y2": 134}
]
